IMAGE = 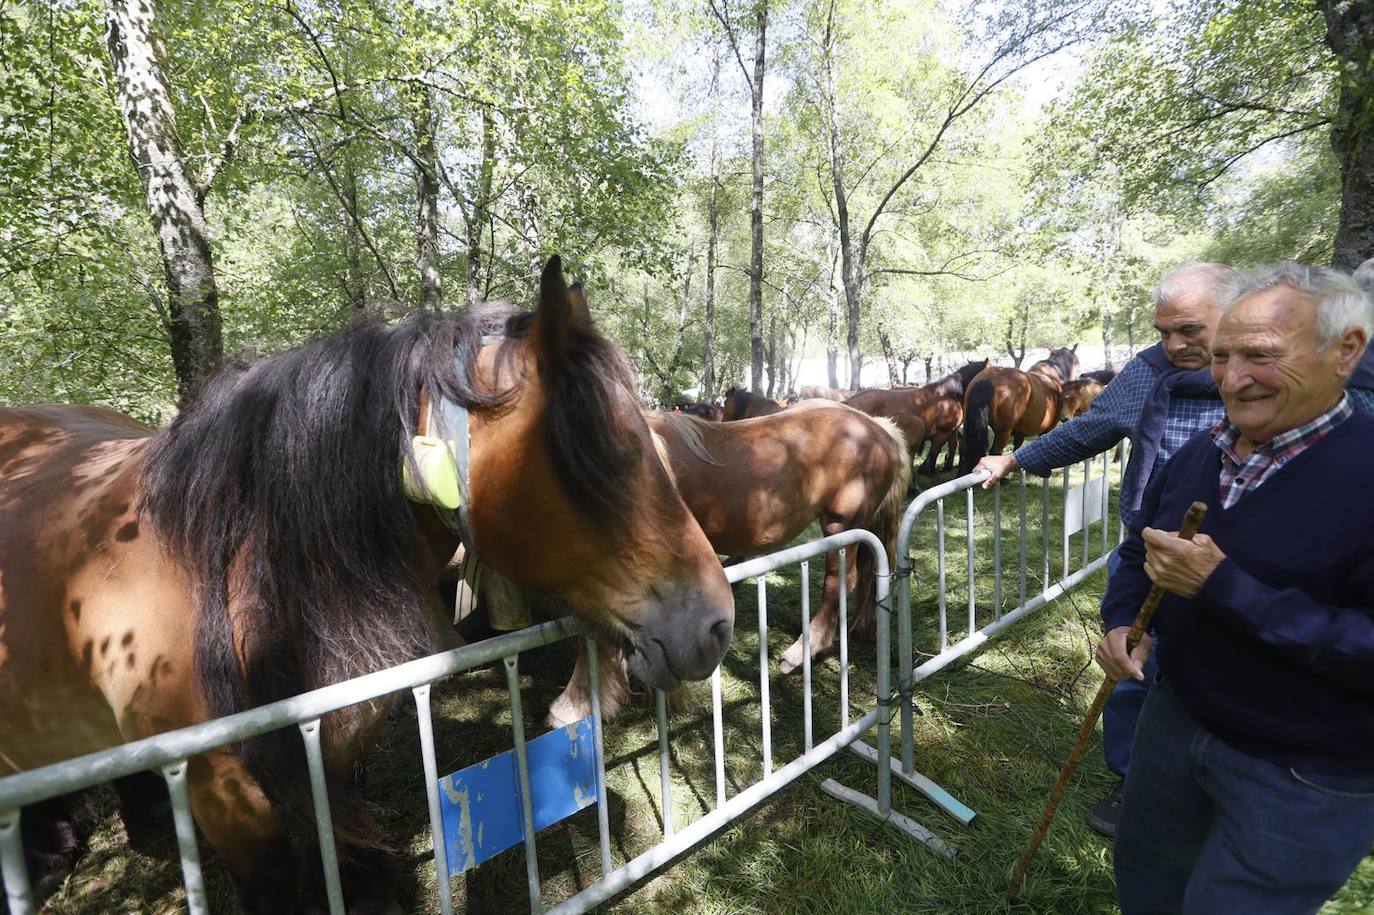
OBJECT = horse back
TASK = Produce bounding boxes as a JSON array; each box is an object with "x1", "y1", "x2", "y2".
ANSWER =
[{"x1": 0, "y1": 405, "x2": 200, "y2": 772}]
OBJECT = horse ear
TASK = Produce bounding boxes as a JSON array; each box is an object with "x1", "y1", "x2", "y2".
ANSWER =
[
  {"x1": 532, "y1": 256, "x2": 588, "y2": 368},
  {"x1": 1070, "y1": 343, "x2": 1079, "y2": 353}
]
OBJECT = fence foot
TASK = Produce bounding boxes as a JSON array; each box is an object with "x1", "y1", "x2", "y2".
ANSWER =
[
  {"x1": 819, "y1": 779, "x2": 957, "y2": 859},
  {"x1": 848, "y1": 740, "x2": 976, "y2": 825}
]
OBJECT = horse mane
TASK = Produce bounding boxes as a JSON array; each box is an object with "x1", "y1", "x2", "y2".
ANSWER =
[
  {"x1": 136, "y1": 301, "x2": 643, "y2": 843},
  {"x1": 654, "y1": 411, "x2": 724, "y2": 467},
  {"x1": 931, "y1": 359, "x2": 987, "y2": 398},
  {"x1": 1033, "y1": 347, "x2": 1078, "y2": 383}
]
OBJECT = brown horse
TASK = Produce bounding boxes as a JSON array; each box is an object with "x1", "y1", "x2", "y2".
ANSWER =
[
  {"x1": 1058, "y1": 377, "x2": 1105, "y2": 421},
  {"x1": 721, "y1": 386, "x2": 785, "y2": 420},
  {"x1": 548, "y1": 401, "x2": 910, "y2": 726},
  {"x1": 958, "y1": 347, "x2": 1079, "y2": 474},
  {"x1": 844, "y1": 359, "x2": 988, "y2": 475},
  {"x1": 0, "y1": 258, "x2": 734, "y2": 913}
]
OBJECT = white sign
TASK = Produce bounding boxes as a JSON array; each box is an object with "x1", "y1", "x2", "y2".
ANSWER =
[{"x1": 1065, "y1": 473, "x2": 1106, "y2": 535}]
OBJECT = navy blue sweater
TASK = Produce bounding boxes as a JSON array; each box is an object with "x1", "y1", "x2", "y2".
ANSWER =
[{"x1": 1102, "y1": 412, "x2": 1374, "y2": 772}]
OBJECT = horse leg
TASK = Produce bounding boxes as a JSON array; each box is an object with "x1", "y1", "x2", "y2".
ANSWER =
[
  {"x1": 941, "y1": 433, "x2": 959, "y2": 472},
  {"x1": 990, "y1": 428, "x2": 1011, "y2": 456},
  {"x1": 18, "y1": 793, "x2": 95, "y2": 907},
  {"x1": 1012, "y1": 432, "x2": 1025, "y2": 450},
  {"x1": 779, "y1": 531, "x2": 845, "y2": 674},
  {"x1": 547, "y1": 638, "x2": 631, "y2": 728},
  {"x1": 917, "y1": 431, "x2": 945, "y2": 476},
  {"x1": 112, "y1": 770, "x2": 172, "y2": 853},
  {"x1": 183, "y1": 750, "x2": 304, "y2": 914}
]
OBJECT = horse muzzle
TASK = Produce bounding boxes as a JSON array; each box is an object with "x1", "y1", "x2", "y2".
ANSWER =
[{"x1": 623, "y1": 579, "x2": 734, "y2": 690}]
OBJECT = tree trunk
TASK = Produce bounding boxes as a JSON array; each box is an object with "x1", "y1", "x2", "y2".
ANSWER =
[
  {"x1": 702, "y1": 51, "x2": 722, "y2": 400},
  {"x1": 765, "y1": 310, "x2": 778, "y2": 399},
  {"x1": 877, "y1": 323, "x2": 899, "y2": 386},
  {"x1": 747, "y1": 2, "x2": 767, "y2": 393},
  {"x1": 466, "y1": 111, "x2": 496, "y2": 306},
  {"x1": 105, "y1": 0, "x2": 222, "y2": 403},
  {"x1": 1320, "y1": 0, "x2": 1374, "y2": 269},
  {"x1": 414, "y1": 86, "x2": 442, "y2": 310},
  {"x1": 822, "y1": 7, "x2": 863, "y2": 390},
  {"x1": 826, "y1": 232, "x2": 840, "y2": 389}
]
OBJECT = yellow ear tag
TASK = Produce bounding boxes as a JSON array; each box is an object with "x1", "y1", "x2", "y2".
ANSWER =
[{"x1": 404, "y1": 435, "x2": 463, "y2": 510}]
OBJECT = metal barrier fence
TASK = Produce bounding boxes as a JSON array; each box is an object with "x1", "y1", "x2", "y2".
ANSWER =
[
  {"x1": 0, "y1": 528, "x2": 928, "y2": 915},
  {"x1": 853, "y1": 442, "x2": 1131, "y2": 846}
]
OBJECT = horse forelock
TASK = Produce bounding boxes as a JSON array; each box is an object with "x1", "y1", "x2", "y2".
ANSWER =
[{"x1": 540, "y1": 321, "x2": 649, "y2": 533}]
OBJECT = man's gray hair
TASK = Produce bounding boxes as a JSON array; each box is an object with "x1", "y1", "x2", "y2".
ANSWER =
[
  {"x1": 1152, "y1": 262, "x2": 1237, "y2": 309},
  {"x1": 1227, "y1": 262, "x2": 1374, "y2": 348}
]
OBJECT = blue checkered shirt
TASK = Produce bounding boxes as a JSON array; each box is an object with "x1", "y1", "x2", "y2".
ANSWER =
[{"x1": 1013, "y1": 355, "x2": 1225, "y2": 530}]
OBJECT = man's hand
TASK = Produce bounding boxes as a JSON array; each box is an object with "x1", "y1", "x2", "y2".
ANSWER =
[
  {"x1": 1095, "y1": 626, "x2": 1153, "y2": 682},
  {"x1": 1142, "y1": 528, "x2": 1225, "y2": 597},
  {"x1": 976, "y1": 453, "x2": 1020, "y2": 488}
]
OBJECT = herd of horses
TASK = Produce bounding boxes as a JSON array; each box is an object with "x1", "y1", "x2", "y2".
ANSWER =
[{"x1": 0, "y1": 258, "x2": 1109, "y2": 913}]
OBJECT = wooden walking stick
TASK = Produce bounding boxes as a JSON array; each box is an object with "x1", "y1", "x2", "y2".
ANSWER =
[{"x1": 1007, "y1": 501, "x2": 1208, "y2": 901}]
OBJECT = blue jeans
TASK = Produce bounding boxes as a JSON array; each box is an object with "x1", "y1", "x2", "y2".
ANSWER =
[
  {"x1": 1101, "y1": 547, "x2": 1156, "y2": 776},
  {"x1": 1116, "y1": 679, "x2": 1374, "y2": 914}
]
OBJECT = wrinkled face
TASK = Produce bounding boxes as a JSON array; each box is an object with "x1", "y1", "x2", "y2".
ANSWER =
[
  {"x1": 1155, "y1": 291, "x2": 1222, "y2": 371},
  {"x1": 1211, "y1": 286, "x2": 1362, "y2": 446}
]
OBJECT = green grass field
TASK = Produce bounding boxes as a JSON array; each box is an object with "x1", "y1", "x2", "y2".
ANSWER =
[{"x1": 42, "y1": 463, "x2": 1374, "y2": 914}]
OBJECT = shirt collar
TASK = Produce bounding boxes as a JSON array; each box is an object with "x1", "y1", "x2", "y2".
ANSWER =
[{"x1": 1210, "y1": 393, "x2": 1353, "y2": 463}]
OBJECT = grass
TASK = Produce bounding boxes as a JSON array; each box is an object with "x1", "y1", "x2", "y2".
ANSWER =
[{"x1": 40, "y1": 460, "x2": 1374, "y2": 914}]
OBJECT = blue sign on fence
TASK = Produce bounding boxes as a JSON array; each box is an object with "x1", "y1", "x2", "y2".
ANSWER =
[{"x1": 437, "y1": 716, "x2": 598, "y2": 874}]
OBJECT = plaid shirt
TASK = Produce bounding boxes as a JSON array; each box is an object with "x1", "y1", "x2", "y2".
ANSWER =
[
  {"x1": 1210, "y1": 395, "x2": 1354, "y2": 508},
  {"x1": 1014, "y1": 354, "x2": 1226, "y2": 529}
]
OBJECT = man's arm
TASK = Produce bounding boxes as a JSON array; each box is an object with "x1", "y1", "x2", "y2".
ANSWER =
[
  {"x1": 1197, "y1": 554, "x2": 1374, "y2": 691},
  {"x1": 979, "y1": 360, "x2": 1148, "y2": 486}
]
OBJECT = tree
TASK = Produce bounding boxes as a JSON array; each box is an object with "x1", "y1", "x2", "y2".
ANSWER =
[{"x1": 105, "y1": 0, "x2": 224, "y2": 402}]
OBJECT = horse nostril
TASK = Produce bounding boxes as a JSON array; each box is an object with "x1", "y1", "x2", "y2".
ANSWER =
[{"x1": 709, "y1": 617, "x2": 732, "y2": 651}]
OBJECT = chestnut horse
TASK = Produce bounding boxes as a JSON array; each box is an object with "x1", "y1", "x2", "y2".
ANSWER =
[
  {"x1": 548, "y1": 401, "x2": 910, "y2": 726},
  {"x1": 958, "y1": 347, "x2": 1079, "y2": 474},
  {"x1": 1058, "y1": 377, "x2": 1105, "y2": 421},
  {"x1": 721, "y1": 386, "x2": 784, "y2": 420},
  {"x1": 0, "y1": 258, "x2": 734, "y2": 913},
  {"x1": 844, "y1": 359, "x2": 988, "y2": 475}
]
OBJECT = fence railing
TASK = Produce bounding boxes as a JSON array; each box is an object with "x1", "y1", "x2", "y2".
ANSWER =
[
  {"x1": 1, "y1": 528, "x2": 929, "y2": 915},
  {"x1": 853, "y1": 443, "x2": 1129, "y2": 838}
]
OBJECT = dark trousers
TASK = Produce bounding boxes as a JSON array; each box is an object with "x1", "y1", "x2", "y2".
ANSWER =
[
  {"x1": 1101, "y1": 548, "x2": 1155, "y2": 776},
  {"x1": 1115, "y1": 680, "x2": 1374, "y2": 914}
]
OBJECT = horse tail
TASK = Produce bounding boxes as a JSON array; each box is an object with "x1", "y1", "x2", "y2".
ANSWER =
[
  {"x1": 958, "y1": 378, "x2": 994, "y2": 476},
  {"x1": 853, "y1": 417, "x2": 911, "y2": 634}
]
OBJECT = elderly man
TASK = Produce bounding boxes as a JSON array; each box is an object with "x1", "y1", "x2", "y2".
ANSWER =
[
  {"x1": 1101, "y1": 264, "x2": 1374, "y2": 914},
  {"x1": 976, "y1": 261, "x2": 1235, "y2": 836}
]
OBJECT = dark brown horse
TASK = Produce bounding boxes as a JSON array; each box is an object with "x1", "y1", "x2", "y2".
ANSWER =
[
  {"x1": 844, "y1": 359, "x2": 988, "y2": 475},
  {"x1": 548, "y1": 401, "x2": 910, "y2": 726},
  {"x1": 1058, "y1": 377, "x2": 1105, "y2": 421},
  {"x1": 676, "y1": 401, "x2": 724, "y2": 421},
  {"x1": 0, "y1": 258, "x2": 734, "y2": 913},
  {"x1": 721, "y1": 386, "x2": 785, "y2": 420},
  {"x1": 958, "y1": 347, "x2": 1079, "y2": 474}
]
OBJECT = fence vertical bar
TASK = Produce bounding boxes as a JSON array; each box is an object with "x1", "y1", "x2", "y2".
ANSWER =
[
  {"x1": 1041, "y1": 477, "x2": 1051, "y2": 595},
  {"x1": 839, "y1": 547, "x2": 850, "y2": 729},
  {"x1": 898, "y1": 544, "x2": 914, "y2": 776},
  {"x1": 801, "y1": 560, "x2": 813, "y2": 753},
  {"x1": 503, "y1": 655, "x2": 543, "y2": 914},
  {"x1": 1061, "y1": 466, "x2": 1071, "y2": 581},
  {"x1": 711, "y1": 665, "x2": 726, "y2": 808},
  {"x1": 162, "y1": 760, "x2": 209, "y2": 915},
  {"x1": 965, "y1": 487, "x2": 976, "y2": 636},
  {"x1": 300, "y1": 719, "x2": 346, "y2": 915},
  {"x1": 586, "y1": 635, "x2": 613, "y2": 878},
  {"x1": 1018, "y1": 470, "x2": 1028, "y2": 610},
  {"x1": 758, "y1": 577, "x2": 772, "y2": 775},
  {"x1": 993, "y1": 481, "x2": 1003, "y2": 621},
  {"x1": 656, "y1": 690, "x2": 674, "y2": 837},
  {"x1": 1082, "y1": 459, "x2": 1091, "y2": 567},
  {"x1": 936, "y1": 499, "x2": 948, "y2": 651},
  {"x1": 875, "y1": 547, "x2": 893, "y2": 818},
  {"x1": 413, "y1": 685, "x2": 455, "y2": 915},
  {"x1": 1102, "y1": 450, "x2": 1111, "y2": 558},
  {"x1": 1, "y1": 807, "x2": 34, "y2": 915}
]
